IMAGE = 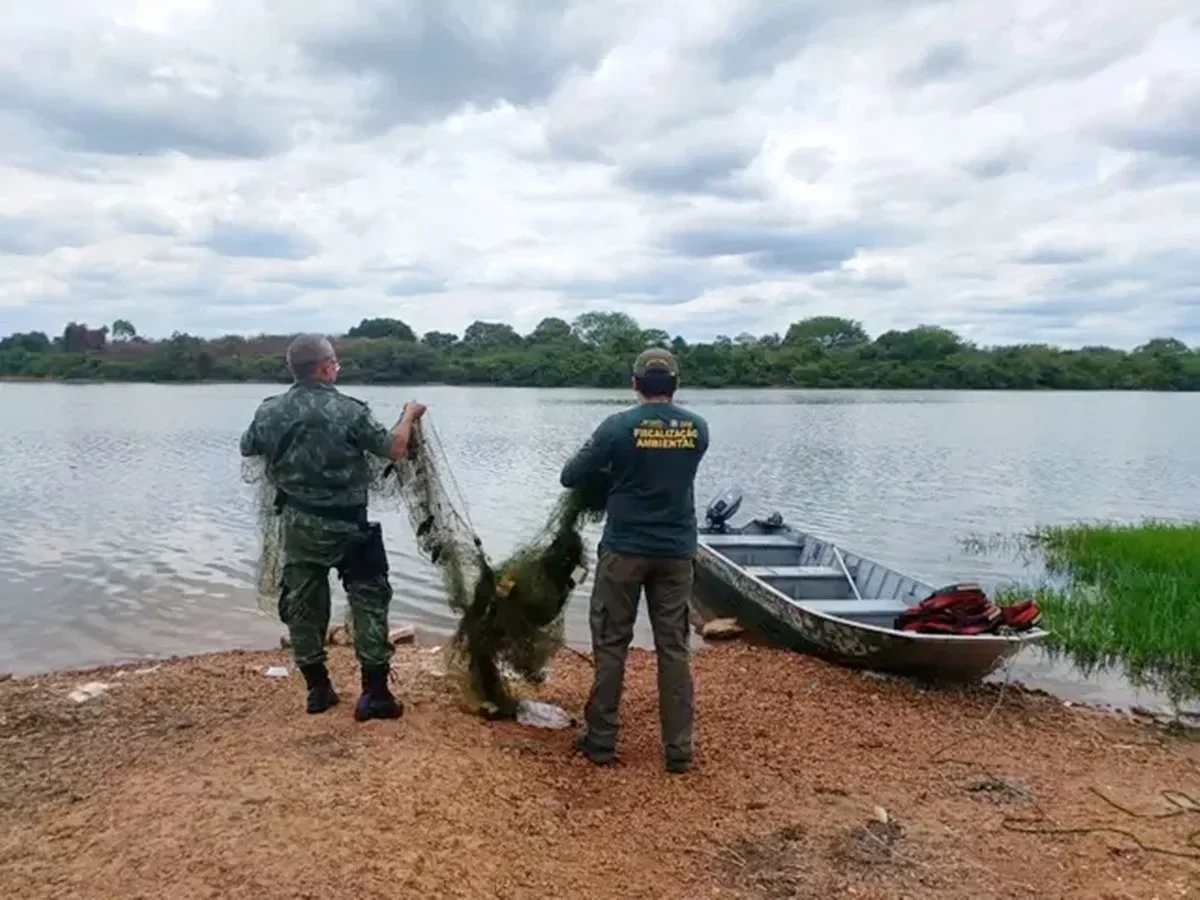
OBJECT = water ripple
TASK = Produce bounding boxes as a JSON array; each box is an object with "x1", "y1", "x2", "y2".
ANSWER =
[{"x1": 3, "y1": 384, "x2": 1200, "y2": 708}]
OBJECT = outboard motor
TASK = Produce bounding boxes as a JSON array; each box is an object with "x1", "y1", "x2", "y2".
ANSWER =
[{"x1": 704, "y1": 488, "x2": 743, "y2": 533}]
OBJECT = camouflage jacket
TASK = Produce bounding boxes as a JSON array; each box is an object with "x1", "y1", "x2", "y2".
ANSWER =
[{"x1": 239, "y1": 381, "x2": 394, "y2": 511}]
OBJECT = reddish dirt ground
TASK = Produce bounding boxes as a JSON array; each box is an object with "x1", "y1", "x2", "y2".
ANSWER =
[{"x1": 1, "y1": 642, "x2": 1198, "y2": 900}]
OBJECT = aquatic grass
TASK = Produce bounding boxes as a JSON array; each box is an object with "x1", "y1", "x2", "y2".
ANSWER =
[{"x1": 985, "y1": 520, "x2": 1200, "y2": 709}]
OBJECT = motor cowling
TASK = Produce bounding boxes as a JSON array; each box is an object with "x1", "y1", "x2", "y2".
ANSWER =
[{"x1": 704, "y1": 488, "x2": 743, "y2": 532}]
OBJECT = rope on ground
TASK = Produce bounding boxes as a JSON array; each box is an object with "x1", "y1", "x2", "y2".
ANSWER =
[
  {"x1": 921, "y1": 656, "x2": 1200, "y2": 862},
  {"x1": 927, "y1": 654, "x2": 1017, "y2": 763},
  {"x1": 1000, "y1": 788, "x2": 1200, "y2": 860}
]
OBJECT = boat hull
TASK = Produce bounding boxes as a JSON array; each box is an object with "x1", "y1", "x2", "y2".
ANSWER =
[{"x1": 693, "y1": 522, "x2": 1047, "y2": 683}]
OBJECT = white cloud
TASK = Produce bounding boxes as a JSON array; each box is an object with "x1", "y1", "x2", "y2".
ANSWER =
[{"x1": 0, "y1": 0, "x2": 1198, "y2": 347}]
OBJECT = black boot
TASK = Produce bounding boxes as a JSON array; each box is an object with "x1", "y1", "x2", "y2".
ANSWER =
[
  {"x1": 299, "y1": 663, "x2": 339, "y2": 714},
  {"x1": 354, "y1": 665, "x2": 403, "y2": 721},
  {"x1": 575, "y1": 731, "x2": 616, "y2": 767}
]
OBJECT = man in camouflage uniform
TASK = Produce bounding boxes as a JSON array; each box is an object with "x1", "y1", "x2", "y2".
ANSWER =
[
  {"x1": 240, "y1": 334, "x2": 426, "y2": 720},
  {"x1": 561, "y1": 348, "x2": 709, "y2": 773}
]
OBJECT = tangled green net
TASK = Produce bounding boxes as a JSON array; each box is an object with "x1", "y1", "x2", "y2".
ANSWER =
[{"x1": 243, "y1": 417, "x2": 607, "y2": 717}]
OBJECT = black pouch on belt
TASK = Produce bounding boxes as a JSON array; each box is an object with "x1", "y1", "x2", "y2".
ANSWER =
[{"x1": 340, "y1": 522, "x2": 389, "y2": 584}]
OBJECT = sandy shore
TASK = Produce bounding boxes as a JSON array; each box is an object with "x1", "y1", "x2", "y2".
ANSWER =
[{"x1": 1, "y1": 641, "x2": 1197, "y2": 900}]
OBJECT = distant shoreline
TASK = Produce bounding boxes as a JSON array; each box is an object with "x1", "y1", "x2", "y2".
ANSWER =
[
  {"x1": 7, "y1": 315, "x2": 1200, "y2": 390},
  {"x1": 1, "y1": 376, "x2": 1193, "y2": 394}
]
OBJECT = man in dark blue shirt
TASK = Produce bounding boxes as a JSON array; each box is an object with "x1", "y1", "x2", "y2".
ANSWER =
[{"x1": 560, "y1": 347, "x2": 709, "y2": 774}]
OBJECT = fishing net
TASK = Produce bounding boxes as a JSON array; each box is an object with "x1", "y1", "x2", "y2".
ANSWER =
[{"x1": 242, "y1": 417, "x2": 607, "y2": 717}]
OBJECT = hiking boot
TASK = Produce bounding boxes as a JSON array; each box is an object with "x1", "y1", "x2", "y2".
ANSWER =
[
  {"x1": 299, "y1": 663, "x2": 339, "y2": 714},
  {"x1": 354, "y1": 666, "x2": 403, "y2": 721},
  {"x1": 665, "y1": 757, "x2": 692, "y2": 775},
  {"x1": 574, "y1": 732, "x2": 615, "y2": 767}
]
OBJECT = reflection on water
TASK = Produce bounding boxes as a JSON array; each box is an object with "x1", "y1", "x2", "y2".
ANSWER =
[{"x1": 2, "y1": 383, "x2": 1199, "y2": 711}]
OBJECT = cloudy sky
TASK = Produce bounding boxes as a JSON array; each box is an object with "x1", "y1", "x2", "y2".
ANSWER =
[{"x1": 1, "y1": 1, "x2": 1197, "y2": 347}]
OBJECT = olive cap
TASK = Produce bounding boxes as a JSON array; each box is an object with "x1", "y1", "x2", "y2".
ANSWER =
[{"x1": 632, "y1": 347, "x2": 678, "y2": 376}]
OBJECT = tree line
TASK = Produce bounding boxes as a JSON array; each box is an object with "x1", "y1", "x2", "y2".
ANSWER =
[{"x1": 2, "y1": 312, "x2": 1200, "y2": 390}]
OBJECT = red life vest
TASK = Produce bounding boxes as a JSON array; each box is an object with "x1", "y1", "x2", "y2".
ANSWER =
[{"x1": 893, "y1": 583, "x2": 1041, "y2": 635}]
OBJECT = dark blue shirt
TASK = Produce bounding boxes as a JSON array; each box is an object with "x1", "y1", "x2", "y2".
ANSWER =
[{"x1": 560, "y1": 402, "x2": 709, "y2": 558}]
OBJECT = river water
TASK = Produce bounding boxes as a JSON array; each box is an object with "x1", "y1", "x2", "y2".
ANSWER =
[{"x1": 2, "y1": 382, "x2": 1198, "y2": 710}]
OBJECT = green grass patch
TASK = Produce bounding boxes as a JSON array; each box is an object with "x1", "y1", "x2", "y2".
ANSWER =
[{"x1": 992, "y1": 520, "x2": 1200, "y2": 709}]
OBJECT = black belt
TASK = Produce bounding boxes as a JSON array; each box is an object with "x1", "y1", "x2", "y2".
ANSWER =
[{"x1": 274, "y1": 490, "x2": 367, "y2": 524}]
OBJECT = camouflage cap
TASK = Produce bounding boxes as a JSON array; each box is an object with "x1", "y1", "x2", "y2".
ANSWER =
[{"x1": 633, "y1": 347, "x2": 678, "y2": 376}]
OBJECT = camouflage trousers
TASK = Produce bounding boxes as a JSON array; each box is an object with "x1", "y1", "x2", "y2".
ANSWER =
[
  {"x1": 582, "y1": 547, "x2": 695, "y2": 765},
  {"x1": 279, "y1": 511, "x2": 394, "y2": 670}
]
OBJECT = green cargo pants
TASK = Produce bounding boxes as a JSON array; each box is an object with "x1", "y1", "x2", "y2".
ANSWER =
[
  {"x1": 583, "y1": 547, "x2": 695, "y2": 765},
  {"x1": 278, "y1": 511, "x2": 394, "y2": 671}
]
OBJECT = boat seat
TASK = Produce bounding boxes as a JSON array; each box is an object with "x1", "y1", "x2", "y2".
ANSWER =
[
  {"x1": 800, "y1": 598, "x2": 909, "y2": 619},
  {"x1": 705, "y1": 535, "x2": 804, "y2": 568},
  {"x1": 744, "y1": 565, "x2": 852, "y2": 600},
  {"x1": 702, "y1": 533, "x2": 798, "y2": 547},
  {"x1": 743, "y1": 565, "x2": 843, "y2": 579}
]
